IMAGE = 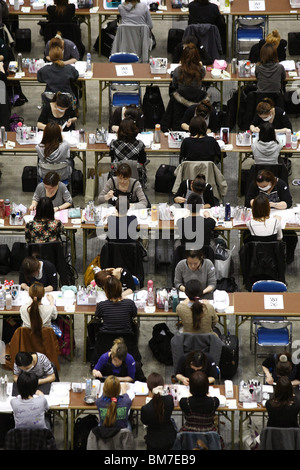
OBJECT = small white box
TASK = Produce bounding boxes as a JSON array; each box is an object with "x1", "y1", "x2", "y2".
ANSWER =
[{"x1": 225, "y1": 380, "x2": 234, "y2": 398}]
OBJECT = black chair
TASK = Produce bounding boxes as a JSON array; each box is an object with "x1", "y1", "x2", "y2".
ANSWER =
[
  {"x1": 100, "y1": 241, "x2": 144, "y2": 288},
  {"x1": 4, "y1": 428, "x2": 56, "y2": 450},
  {"x1": 27, "y1": 242, "x2": 76, "y2": 286},
  {"x1": 239, "y1": 241, "x2": 286, "y2": 291},
  {"x1": 44, "y1": 22, "x2": 85, "y2": 60}
]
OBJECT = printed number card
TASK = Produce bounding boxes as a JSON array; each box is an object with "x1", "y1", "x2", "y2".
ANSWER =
[
  {"x1": 115, "y1": 64, "x2": 134, "y2": 77},
  {"x1": 264, "y1": 294, "x2": 284, "y2": 310},
  {"x1": 249, "y1": 0, "x2": 265, "y2": 10}
]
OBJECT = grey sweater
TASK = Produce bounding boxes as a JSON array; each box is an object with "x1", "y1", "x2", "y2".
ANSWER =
[
  {"x1": 255, "y1": 62, "x2": 286, "y2": 93},
  {"x1": 251, "y1": 140, "x2": 282, "y2": 165},
  {"x1": 36, "y1": 141, "x2": 72, "y2": 181},
  {"x1": 97, "y1": 177, "x2": 148, "y2": 209},
  {"x1": 118, "y1": 2, "x2": 153, "y2": 29},
  {"x1": 174, "y1": 258, "x2": 217, "y2": 299}
]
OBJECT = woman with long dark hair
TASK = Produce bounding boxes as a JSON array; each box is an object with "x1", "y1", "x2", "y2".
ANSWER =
[
  {"x1": 109, "y1": 118, "x2": 146, "y2": 164},
  {"x1": 47, "y1": 0, "x2": 76, "y2": 23},
  {"x1": 265, "y1": 376, "x2": 300, "y2": 427},
  {"x1": 20, "y1": 282, "x2": 57, "y2": 340},
  {"x1": 141, "y1": 373, "x2": 177, "y2": 450},
  {"x1": 25, "y1": 196, "x2": 65, "y2": 244}
]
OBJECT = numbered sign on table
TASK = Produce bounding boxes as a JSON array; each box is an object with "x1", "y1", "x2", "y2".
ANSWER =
[
  {"x1": 249, "y1": 0, "x2": 265, "y2": 10},
  {"x1": 264, "y1": 294, "x2": 284, "y2": 310},
  {"x1": 115, "y1": 64, "x2": 134, "y2": 77}
]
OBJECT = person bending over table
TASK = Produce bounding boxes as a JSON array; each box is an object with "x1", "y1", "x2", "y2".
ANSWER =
[
  {"x1": 175, "y1": 350, "x2": 219, "y2": 385},
  {"x1": 250, "y1": 97, "x2": 292, "y2": 134},
  {"x1": 110, "y1": 104, "x2": 144, "y2": 133},
  {"x1": 10, "y1": 371, "x2": 50, "y2": 430},
  {"x1": 94, "y1": 267, "x2": 135, "y2": 298},
  {"x1": 174, "y1": 249, "x2": 217, "y2": 299},
  {"x1": 173, "y1": 173, "x2": 216, "y2": 208},
  {"x1": 179, "y1": 116, "x2": 221, "y2": 164},
  {"x1": 37, "y1": 92, "x2": 77, "y2": 132},
  {"x1": 20, "y1": 282, "x2": 57, "y2": 334},
  {"x1": 97, "y1": 162, "x2": 148, "y2": 209},
  {"x1": 262, "y1": 352, "x2": 300, "y2": 386},
  {"x1": 25, "y1": 197, "x2": 66, "y2": 244},
  {"x1": 30, "y1": 171, "x2": 72, "y2": 213},
  {"x1": 44, "y1": 33, "x2": 79, "y2": 65},
  {"x1": 20, "y1": 256, "x2": 58, "y2": 292},
  {"x1": 181, "y1": 98, "x2": 220, "y2": 133},
  {"x1": 176, "y1": 279, "x2": 219, "y2": 333},
  {"x1": 265, "y1": 376, "x2": 300, "y2": 428},
  {"x1": 92, "y1": 337, "x2": 145, "y2": 383},
  {"x1": 141, "y1": 373, "x2": 177, "y2": 451},
  {"x1": 96, "y1": 375, "x2": 132, "y2": 429},
  {"x1": 13, "y1": 351, "x2": 56, "y2": 385}
]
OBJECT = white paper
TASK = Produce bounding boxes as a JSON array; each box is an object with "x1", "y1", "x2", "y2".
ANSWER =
[
  {"x1": 264, "y1": 294, "x2": 284, "y2": 310},
  {"x1": 115, "y1": 64, "x2": 134, "y2": 77},
  {"x1": 47, "y1": 382, "x2": 70, "y2": 406},
  {"x1": 249, "y1": 0, "x2": 265, "y2": 10}
]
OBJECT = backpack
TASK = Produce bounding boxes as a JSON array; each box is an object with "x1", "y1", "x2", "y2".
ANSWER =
[
  {"x1": 148, "y1": 322, "x2": 174, "y2": 365},
  {"x1": 154, "y1": 164, "x2": 176, "y2": 193},
  {"x1": 142, "y1": 85, "x2": 165, "y2": 129},
  {"x1": 216, "y1": 277, "x2": 238, "y2": 293},
  {"x1": 9, "y1": 113, "x2": 24, "y2": 132},
  {"x1": 0, "y1": 245, "x2": 11, "y2": 274},
  {"x1": 73, "y1": 414, "x2": 99, "y2": 450}
]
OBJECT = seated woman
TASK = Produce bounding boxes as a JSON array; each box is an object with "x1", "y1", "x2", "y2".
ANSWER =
[
  {"x1": 10, "y1": 371, "x2": 50, "y2": 430},
  {"x1": 30, "y1": 171, "x2": 72, "y2": 213},
  {"x1": 20, "y1": 281, "x2": 57, "y2": 334},
  {"x1": 173, "y1": 173, "x2": 216, "y2": 208},
  {"x1": 255, "y1": 43, "x2": 286, "y2": 95},
  {"x1": 92, "y1": 337, "x2": 142, "y2": 383},
  {"x1": 110, "y1": 104, "x2": 144, "y2": 133},
  {"x1": 37, "y1": 46, "x2": 79, "y2": 99},
  {"x1": 96, "y1": 375, "x2": 132, "y2": 429},
  {"x1": 94, "y1": 267, "x2": 136, "y2": 298},
  {"x1": 36, "y1": 122, "x2": 72, "y2": 183},
  {"x1": 176, "y1": 279, "x2": 219, "y2": 333},
  {"x1": 141, "y1": 373, "x2": 177, "y2": 451},
  {"x1": 37, "y1": 92, "x2": 77, "y2": 132},
  {"x1": 97, "y1": 162, "x2": 148, "y2": 209},
  {"x1": 246, "y1": 193, "x2": 283, "y2": 242},
  {"x1": 265, "y1": 376, "x2": 300, "y2": 428},
  {"x1": 44, "y1": 32, "x2": 79, "y2": 65},
  {"x1": 106, "y1": 197, "x2": 138, "y2": 244},
  {"x1": 250, "y1": 97, "x2": 292, "y2": 134},
  {"x1": 179, "y1": 116, "x2": 221, "y2": 164},
  {"x1": 262, "y1": 352, "x2": 300, "y2": 386},
  {"x1": 25, "y1": 197, "x2": 66, "y2": 244},
  {"x1": 179, "y1": 371, "x2": 222, "y2": 439},
  {"x1": 251, "y1": 122, "x2": 283, "y2": 165},
  {"x1": 249, "y1": 29, "x2": 287, "y2": 63},
  {"x1": 181, "y1": 98, "x2": 220, "y2": 133},
  {"x1": 109, "y1": 118, "x2": 146, "y2": 165},
  {"x1": 176, "y1": 193, "x2": 216, "y2": 249},
  {"x1": 19, "y1": 256, "x2": 58, "y2": 292},
  {"x1": 13, "y1": 351, "x2": 56, "y2": 385},
  {"x1": 175, "y1": 350, "x2": 219, "y2": 385},
  {"x1": 161, "y1": 43, "x2": 207, "y2": 131},
  {"x1": 174, "y1": 249, "x2": 217, "y2": 299},
  {"x1": 47, "y1": 0, "x2": 76, "y2": 23},
  {"x1": 118, "y1": 0, "x2": 153, "y2": 29}
]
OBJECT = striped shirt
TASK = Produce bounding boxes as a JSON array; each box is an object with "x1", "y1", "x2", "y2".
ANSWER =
[
  {"x1": 95, "y1": 299, "x2": 137, "y2": 334},
  {"x1": 13, "y1": 352, "x2": 54, "y2": 379}
]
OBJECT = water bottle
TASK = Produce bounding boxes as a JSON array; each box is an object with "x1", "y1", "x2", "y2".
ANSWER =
[
  {"x1": 5, "y1": 293, "x2": 11, "y2": 310},
  {"x1": 171, "y1": 288, "x2": 179, "y2": 312},
  {"x1": 219, "y1": 204, "x2": 225, "y2": 223},
  {"x1": 292, "y1": 132, "x2": 297, "y2": 150},
  {"x1": 17, "y1": 53, "x2": 22, "y2": 73},
  {"x1": 85, "y1": 378, "x2": 92, "y2": 396},
  {"x1": 14, "y1": 0, "x2": 19, "y2": 10},
  {"x1": 225, "y1": 202, "x2": 231, "y2": 221},
  {"x1": 0, "y1": 290, "x2": 5, "y2": 310},
  {"x1": 147, "y1": 280, "x2": 154, "y2": 306},
  {"x1": 286, "y1": 129, "x2": 292, "y2": 149},
  {"x1": 86, "y1": 52, "x2": 92, "y2": 72},
  {"x1": 154, "y1": 124, "x2": 161, "y2": 143}
]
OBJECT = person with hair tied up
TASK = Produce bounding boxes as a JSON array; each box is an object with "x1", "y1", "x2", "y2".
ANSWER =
[
  {"x1": 25, "y1": 196, "x2": 66, "y2": 244},
  {"x1": 173, "y1": 173, "x2": 215, "y2": 208},
  {"x1": 262, "y1": 352, "x2": 300, "y2": 386},
  {"x1": 175, "y1": 350, "x2": 219, "y2": 385},
  {"x1": 265, "y1": 376, "x2": 300, "y2": 428},
  {"x1": 96, "y1": 375, "x2": 132, "y2": 429},
  {"x1": 250, "y1": 97, "x2": 292, "y2": 134},
  {"x1": 19, "y1": 256, "x2": 58, "y2": 292},
  {"x1": 181, "y1": 98, "x2": 220, "y2": 133},
  {"x1": 44, "y1": 32, "x2": 79, "y2": 65},
  {"x1": 20, "y1": 281, "x2": 57, "y2": 337},
  {"x1": 110, "y1": 104, "x2": 144, "y2": 134},
  {"x1": 141, "y1": 373, "x2": 177, "y2": 451},
  {"x1": 176, "y1": 279, "x2": 219, "y2": 333},
  {"x1": 94, "y1": 267, "x2": 136, "y2": 298},
  {"x1": 109, "y1": 118, "x2": 146, "y2": 164},
  {"x1": 179, "y1": 116, "x2": 221, "y2": 164}
]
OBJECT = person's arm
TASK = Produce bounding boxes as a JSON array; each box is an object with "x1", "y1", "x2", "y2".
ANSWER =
[
  {"x1": 262, "y1": 365, "x2": 274, "y2": 384},
  {"x1": 269, "y1": 180, "x2": 292, "y2": 210},
  {"x1": 130, "y1": 182, "x2": 148, "y2": 209},
  {"x1": 173, "y1": 180, "x2": 189, "y2": 204},
  {"x1": 97, "y1": 178, "x2": 115, "y2": 204},
  {"x1": 175, "y1": 373, "x2": 189, "y2": 385},
  {"x1": 202, "y1": 262, "x2": 217, "y2": 295},
  {"x1": 274, "y1": 110, "x2": 293, "y2": 133},
  {"x1": 54, "y1": 201, "x2": 72, "y2": 212},
  {"x1": 203, "y1": 184, "x2": 215, "y2": 208},
  {"x1": 37, "y1": 373, "x2": 56, "y2": 385},
  {"x1": 44, "y1": 262, "x2": 58, "y2": 292},
  {"x1": 174, "y1": 261, "x2": 185, "y2": 291},
  {"x1": 137, "y1": 142, "x2": 146, "y2": 165}
]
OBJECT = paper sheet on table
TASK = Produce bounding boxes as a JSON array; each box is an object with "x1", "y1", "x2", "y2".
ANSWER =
[
  {"x1": 264, "y1": 294, "x2": 284, "y2": 310},
  {"x1": 106, "y1": 132, "x2": 153, "y2": 148},
  {"x1": 170, "y1": 206, "x2": 189, "y2": 225},
  {"x1": 55, "y1": 209, "x2": 69, "y2": 224},
  {"x1": 280, "y1": 60, "x2": 296, "y2": 71},
  {"x1": 167, "y1": 63, "x2": 179, "y2": 74},
  {"x1": 47, "y1": 382, "x2": 70, "y2": 406},
  {"x1": 269, "y1": 208, "x2": 299, "y2": 228}
]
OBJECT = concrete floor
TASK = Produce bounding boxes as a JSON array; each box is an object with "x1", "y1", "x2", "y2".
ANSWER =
[{"x1": 0, "y1": 13, "x2": 300, "y2": 450}]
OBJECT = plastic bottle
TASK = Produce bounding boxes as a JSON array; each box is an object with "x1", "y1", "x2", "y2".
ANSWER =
[
  {"x1": 292, "y1": 132, "x2": 297, "y2": 150},
  {"x1": 244, "y1": 61, "x2": 251, "y2": 78},
  {"x1": 219, "y1": 203, "x2": 225, "y2": 223},
  {"x1": 151, "y1": 205, "x2": 158, "y2": 222},
  {"x1": 147, "y1": 280, "x2": 154, "y2": 306},
  {"x1": 17, "y1": 53, "x2": 22, "y2": 72},
  {"x1": 14, "y1": 0, "x2": 19, "y2": 11},
  {"x1": 4, "y1": 199, "x2": 10, "y2": 217},
  {"x1": 5, "y1": 293, "x2": 11, "y2": 310},
  {"x1": 286, "y1": 129, "x2": 292, "y2": 149},
  {"x1": 225, "y1": 202, "x2": 231, "y2": 221},
  {"x1": 171, "y1": 288, "x2": 179, "y2": 312},
  {"x1": 0, "y1": 290, "x2": 5, "y2": 310},
  {"x1": 164, "y1": 299, "x2": 169, "y2": 312},
  {"x1": 154, "y1": 124, "x2": 161, "y2": 143},
  {"x1": 85, "y1": 378, "x2": 92, "y2": 396},
  {"x1": 86, "y1": 52, "x2": 92, "y2": 72}
]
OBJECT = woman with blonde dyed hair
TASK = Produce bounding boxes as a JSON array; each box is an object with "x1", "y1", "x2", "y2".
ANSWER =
[
  {"x1": 249, "y1": 29, "x2": 287, "y2": 63},
  {"x1": 96, "y1": 375, "x2": 132, "y2": 428},
  {"x1": 19, "y1": 281, "x2": 57, "y2": 339}
]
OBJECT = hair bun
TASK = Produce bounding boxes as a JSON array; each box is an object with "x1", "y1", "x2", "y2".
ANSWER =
[{"x1": 279, "y1": 354, "x2": 288, "y2": 363}]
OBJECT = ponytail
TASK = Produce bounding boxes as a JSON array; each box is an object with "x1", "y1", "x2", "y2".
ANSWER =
[
  {"x1": 28, "y1": 282, "x2": 44, "y2": 340},
  {"x1": 191, "y1": 298, "x2": 204, "y2": 329}
]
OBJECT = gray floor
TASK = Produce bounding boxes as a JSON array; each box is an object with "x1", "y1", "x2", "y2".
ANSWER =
[{"x1": 1, "y1": 13, "x2": 300, "y2": 450}]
